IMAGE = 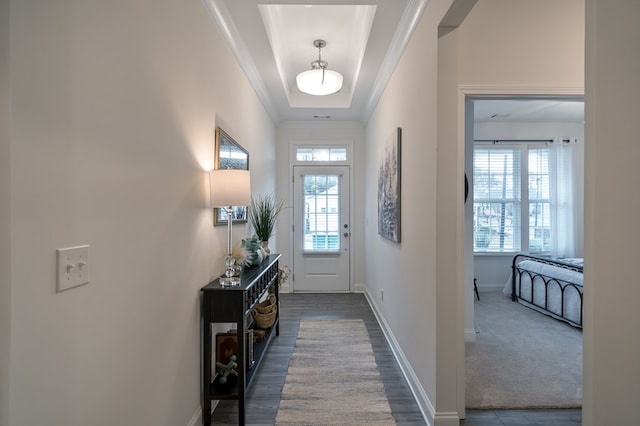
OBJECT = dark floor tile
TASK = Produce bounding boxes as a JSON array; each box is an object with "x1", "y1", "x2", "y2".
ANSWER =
[
  {"x1": 208, "y1": 293, "x2": 582, "y2": 426},
  {"x1": 495, "y1": 409, "x2": 582, "y2": 425},
  {"x1": 461, "y1": 410, "x2": 504, "y2": 425}
]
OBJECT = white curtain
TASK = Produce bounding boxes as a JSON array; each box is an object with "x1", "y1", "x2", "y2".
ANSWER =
[{"x1": 549, "y1": 139, "x2": 576, "y2": 258}]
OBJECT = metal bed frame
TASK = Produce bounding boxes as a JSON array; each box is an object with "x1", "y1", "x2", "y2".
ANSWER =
[{"x1": 511, "y1": 254, "x2": 584, "y2": 328}]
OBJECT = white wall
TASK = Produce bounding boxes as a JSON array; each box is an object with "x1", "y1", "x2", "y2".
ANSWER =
[
  {"x1": 583, "y1": 1, "x2": 640, "y2": 424},
  {"x1": 7, "y1": 1, "x2": 275, "y2": 425},
  {"x1": 428, "y1": 0, "x2": 584, "y2": 419},
  {"x1": 0, "y1": 0, "x2": 11, "y2": 424},
  {"x1": 452, "y1": 0, "x2": 584, "y2": 370},
  {"x1": 473, "y1": 120, "x2": 585, "y2": 289},
  {"x1": 364, "y1": 1, "x2": 457, "y2": 423},
  {"x1": 437, "y1": 19, "x2": 468, "y2": 417},
  {"x1": 458, "y1": 0, "x2": 584, "y2": 88},
  {"x1": 275, "y1": 123, "x2": 365, "y2": 291}
]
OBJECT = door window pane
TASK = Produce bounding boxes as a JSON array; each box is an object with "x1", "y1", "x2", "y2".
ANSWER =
[{"x1": 303, "y1": 175, "x2": 340, "y2": 251}]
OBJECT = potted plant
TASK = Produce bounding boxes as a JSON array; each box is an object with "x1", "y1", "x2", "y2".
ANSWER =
[{"x1": 248, "y1": 193, "x2": 285, "y2": 254}]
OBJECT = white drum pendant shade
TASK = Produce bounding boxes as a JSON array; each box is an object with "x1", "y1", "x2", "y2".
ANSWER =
[
  {"x1": 296, "y1": 39, "x2": 343, "y2": 96},
  {"x1": 296, "y1": 68, "x2": 343, "y2": 96}
]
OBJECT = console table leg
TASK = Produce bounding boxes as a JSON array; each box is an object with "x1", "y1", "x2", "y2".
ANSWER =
[
  {"x1": 203, "y1": 322, "x2": 212, "y2": 426},
  {"x1": 238, "y1": 320, "x2": 245, "y2": 426}
]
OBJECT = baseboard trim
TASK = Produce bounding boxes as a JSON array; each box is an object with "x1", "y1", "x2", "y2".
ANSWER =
[
  {"x1": 354, "y1": 282, "x2": 366, "y2": 293},
  {"x1": 434, "y1": 411, "x2": 462, "y2": 425},
  {"x1": 187, "y1": 407, "x2": 200, "y2": 426},
  {"x1": 465, "y1": 328, "x2": 477, "y2": 342},
  {"x1": 364, "y1": 288, "x2": 436, "y2": 426},
  {"x1": 187, "y1": 401, "x2": 218, "y2": 426},
  {"x1": 477, "y1": 282, "x2": 507, "y2": 291}
]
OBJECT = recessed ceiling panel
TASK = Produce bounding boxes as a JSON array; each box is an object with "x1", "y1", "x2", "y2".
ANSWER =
[
  {"x1": 204, "y1": 0, "x2": 421, "y2": 122},
  {"x1": 259, "y1": 4, "x2": 376, "y2": 109}
]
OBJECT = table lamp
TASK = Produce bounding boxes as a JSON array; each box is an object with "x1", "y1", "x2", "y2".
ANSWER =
[{"x1": 210, "y1": 169, "x2": 251, "y2": 286}]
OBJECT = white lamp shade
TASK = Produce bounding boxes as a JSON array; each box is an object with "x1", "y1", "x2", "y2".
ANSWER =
[
  {"x1": 296, "y1": 68, "x2": 343, "y2": 96},
  {"x1": 210, "y1": 169, "x2": 251, "y2": 207}
]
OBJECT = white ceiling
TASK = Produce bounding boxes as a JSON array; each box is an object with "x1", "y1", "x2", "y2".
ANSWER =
[
  {"x1": 474, "y1": 100, "x2": 584, "y2": 123},
  {"x1": 203, "y1": 1, "x2": 584, "y2": 125},
  {"x1": 204, "y1": 0, "x2": 427, "y2": 123}
]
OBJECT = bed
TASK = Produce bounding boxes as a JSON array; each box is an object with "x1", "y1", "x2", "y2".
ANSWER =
[{"x1": 504, "y1": 254, "x2": 584, "y2": 328}]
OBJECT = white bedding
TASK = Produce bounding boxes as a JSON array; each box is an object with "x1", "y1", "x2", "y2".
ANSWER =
[{"x1": 503, "y1": 257, "x2": 584, "y2": 327}]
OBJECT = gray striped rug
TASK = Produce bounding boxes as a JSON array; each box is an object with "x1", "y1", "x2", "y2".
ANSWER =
[{"x1": 275, "y1": 319, "x2": 396, "y2": 425}]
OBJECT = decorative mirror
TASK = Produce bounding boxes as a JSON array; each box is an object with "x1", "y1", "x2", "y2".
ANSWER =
[{"x1": 214, "y1": 127, "x2": 250, "y2": 226}]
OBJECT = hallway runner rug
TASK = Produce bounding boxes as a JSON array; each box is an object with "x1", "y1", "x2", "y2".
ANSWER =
[{"x1": 275, "y1": 319, "x2": 396, "y2": 425}]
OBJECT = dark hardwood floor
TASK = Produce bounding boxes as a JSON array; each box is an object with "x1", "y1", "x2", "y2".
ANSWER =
[{"x1": 208, "y1": 293, "x2": 581, "y2": 425}]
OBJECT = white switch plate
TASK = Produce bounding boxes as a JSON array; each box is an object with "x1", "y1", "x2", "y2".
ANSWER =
[{"x1": 56, "y1": 245, "x2": 90, "y2": 292}]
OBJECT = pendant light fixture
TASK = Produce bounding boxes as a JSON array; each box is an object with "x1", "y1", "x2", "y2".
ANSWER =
[{"x1": 296, "y1": 40, "x2": 343, "y2": 96}]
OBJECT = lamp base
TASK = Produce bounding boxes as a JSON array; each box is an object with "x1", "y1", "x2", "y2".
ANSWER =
[{"x1": 219, "y1": 276, "x2": 241, "y2": 287}]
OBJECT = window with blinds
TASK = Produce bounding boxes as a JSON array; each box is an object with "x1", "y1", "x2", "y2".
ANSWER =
[
  {"x1": 473, "y1": 148, "x2": 521, "y2": 252},
  {"x1": 473, "y1": 144, "x2": 551, "y2": 253},
  {"x1": 302, "y1": 174, "x2": 341, "y2": 252}
]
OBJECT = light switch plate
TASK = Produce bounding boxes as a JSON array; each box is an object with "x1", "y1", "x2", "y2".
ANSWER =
[{"x1": 56, "y1": 245, "x2": 90, "y2": 292}]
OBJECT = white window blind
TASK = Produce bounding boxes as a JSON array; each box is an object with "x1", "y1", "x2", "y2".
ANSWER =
[
  {"x1": 528, "y1": 148, "x2": 551, "y2": 252},
  {"x1": 302, "y1": 174, "x2": 341, "y2": 252},
  {"x1": 473, "y1": 147, "x2": 522, "y2": 252},
  {"x1": 474, "y1": 143, "x2": 557, "y2": 254}
]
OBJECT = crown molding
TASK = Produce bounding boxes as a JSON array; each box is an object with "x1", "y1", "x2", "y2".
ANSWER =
[
  {"x1": 203, "y1": 0, "x2": 281, "y2": 124},
  {"x1": 361, "y1": 0, "x2": 429, "y2": 122}
]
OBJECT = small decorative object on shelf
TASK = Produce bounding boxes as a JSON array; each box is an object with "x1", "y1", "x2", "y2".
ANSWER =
[
  {"x1": 238, "y1": 235, "x2": 266, "y2": 268},
  {"x1": 215, "y1": 355, "x2": 238, "y2": 385}
]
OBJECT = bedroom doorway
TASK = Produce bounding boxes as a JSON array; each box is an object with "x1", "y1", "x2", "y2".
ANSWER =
[{"x1": 464, "y1": 96, "x2": 585, "y2": 410}]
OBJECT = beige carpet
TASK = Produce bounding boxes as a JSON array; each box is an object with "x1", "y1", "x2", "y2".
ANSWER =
[
  {"x1": 466, "y1": 290, "x2": 582, "y2": 409},
  {"x1": 275, "y1": 319, "x2": 396, "y2": 425}
]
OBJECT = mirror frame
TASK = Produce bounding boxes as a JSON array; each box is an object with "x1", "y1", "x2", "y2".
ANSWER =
[{"x1": 213, "y1": 127, "x2": 250, "y2": 226}]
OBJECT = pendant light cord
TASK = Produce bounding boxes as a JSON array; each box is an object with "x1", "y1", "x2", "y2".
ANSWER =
[{"x1": 318, "y1": 45, "x2": 326, "y2": 84}]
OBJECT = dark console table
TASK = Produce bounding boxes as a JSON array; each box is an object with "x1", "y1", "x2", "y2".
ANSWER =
[{"x1": 201, "y1": 254, "x2": 280, "y2": 426}]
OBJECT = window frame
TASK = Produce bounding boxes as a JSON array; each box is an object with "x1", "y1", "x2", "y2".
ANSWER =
[
  {"x1": 291, "y1": 143, "x2": 351, "y2": 166},
  {"x1": 473, "y1": 142, "x2": 551, "y2": 255}
]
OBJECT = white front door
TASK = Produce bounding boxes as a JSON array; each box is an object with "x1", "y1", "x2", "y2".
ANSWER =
[{"x1": 292, "y1": 166, "x2": 350, "y2": 292}]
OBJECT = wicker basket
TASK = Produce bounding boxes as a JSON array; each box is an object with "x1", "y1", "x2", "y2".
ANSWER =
[
  {"x1": 254, "y1": 295, "x2": 276, "y2": 314},
  {"x1": 252, "y1": 304, "x2": 277, "y2": 329}
]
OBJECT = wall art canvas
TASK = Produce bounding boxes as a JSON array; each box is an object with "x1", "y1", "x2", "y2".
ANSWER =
[{"x1": 378, "y1": 127, "x2": 402, "y2": 243}]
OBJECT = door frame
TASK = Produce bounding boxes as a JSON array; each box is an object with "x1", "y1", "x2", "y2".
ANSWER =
[
  {"x1": 291, "y1": 165, "x2": 351, "y2": 292},
  {"x1": 459, "y1": 86, "x2": 584, "y2": 415},
  {"x1": 288, "y1": 142, "x2": 355, "y2": 293}
]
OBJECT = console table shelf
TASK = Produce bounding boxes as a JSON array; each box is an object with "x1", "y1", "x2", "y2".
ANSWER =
[{"x1": 201, "y1": 254, "x2": 281, "y2": 426}]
